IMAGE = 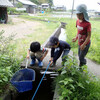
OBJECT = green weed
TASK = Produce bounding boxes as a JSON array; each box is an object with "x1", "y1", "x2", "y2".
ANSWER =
[
  {"x1": 56, "y1": 55, "x2": 100, "y2": 100},
  {"x1": 0, "y1": 31, "x2": 20, "y2": 95}
]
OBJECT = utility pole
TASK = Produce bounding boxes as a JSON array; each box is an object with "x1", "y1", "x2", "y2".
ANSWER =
[
  {"x1": 71, "y1": 0, "x2": 75, "y2": 18},
  {"x1": 13, "y1": 0, "x2": 15, "y2": 5}
]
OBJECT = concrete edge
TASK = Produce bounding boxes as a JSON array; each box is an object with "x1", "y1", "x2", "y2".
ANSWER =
[{"x1": 43, "y1": 25, "x2": 62, "y2": 48}]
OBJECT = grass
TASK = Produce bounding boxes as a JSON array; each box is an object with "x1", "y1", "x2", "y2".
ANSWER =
[
  {"x1": 56, "y1": 56, "x2": 100, "y2": 100},
  {"x1": 19, "y1": 15, "x2": 68, "y2": 23},
  {"x1": 87, "y1": 20, "x2": 100, "y2": 63},
  {"x1": 64, "y1": 18, "x2": 100, "y2": 64},
  {"x1": 18, "y1": 15, "x2": 100, "y2": 63},
  {"x1": 13, "y1": 16, "x2": 60, "y2": 59},
  {"x1": 0, "y1": 15, "x2": 60, "y2": 96}
]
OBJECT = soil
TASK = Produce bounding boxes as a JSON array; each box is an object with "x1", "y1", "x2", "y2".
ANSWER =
[{"x1": 0, "y1": 16, "x2": 42, "y2": 39}]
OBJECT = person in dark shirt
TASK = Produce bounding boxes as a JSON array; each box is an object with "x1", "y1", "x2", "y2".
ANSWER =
[{"x1": 48, "y1": 36, "x2": 71, "y2": 67}]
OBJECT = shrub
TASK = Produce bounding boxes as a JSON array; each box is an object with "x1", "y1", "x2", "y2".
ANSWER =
[
  {"x1": 7, "y1": 7, "x2": 25, "y2": 15},
  {"x1": 56, "y1": 55, "x2": 100, "y2": 100},
  {"x1": 65, "y1": 19, "x2": 100, "y2": 64},
  {"x1": 0, "y1": 31, "x2": 20, "y2": 95},
  {"x1": 16, "y1": 2, "x2": 23, "y2": 8}
]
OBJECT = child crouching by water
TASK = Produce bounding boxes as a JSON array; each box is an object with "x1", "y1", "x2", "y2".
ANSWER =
[{"x1": 27, "y1": 41, "x2": 48, "y2": 67}]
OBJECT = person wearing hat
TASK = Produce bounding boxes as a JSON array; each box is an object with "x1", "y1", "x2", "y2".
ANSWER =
[
  {"x1": 48, "y1": 36, "x2": 71, "y2": 67},
  {"x1": 72, "y1": 4, "x2": 91, "y2": 67}
]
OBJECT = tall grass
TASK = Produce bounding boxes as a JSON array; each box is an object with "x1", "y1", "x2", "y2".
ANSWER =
[
  {"x1": 55, "y1": 56, "x2": 100, "y2": 100},
  {"x1": 0, "y1": 31, "x2": 21, "y2": 95},
  {"x1": 88, "y1": 20, "x2": 100, "y2": 63}
]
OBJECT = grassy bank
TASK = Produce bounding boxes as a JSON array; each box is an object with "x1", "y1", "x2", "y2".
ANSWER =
[
  {"x1": 19, "y1": 15, "x2": 100, "y2": 63},
  {"x1": 56, "y1": 56, "x2": 100, "y2": 100},
  {"x1": 0, "y1": 16, "x2": 59, "y2": 96},
  {"x1": 14, "y1": 16, "x2": 60, "y2": 58},
  {"x1": 19, "y1": 15, "x2": 67, "y2": 23},
  {"x1": 65, "y1": 18, "x2": 100, "y2": 64}
]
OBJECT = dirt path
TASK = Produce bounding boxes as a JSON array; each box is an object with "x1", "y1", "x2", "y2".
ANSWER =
[
  {"x1": 87, "y1": 59, "x2": 100, "y2": 77},
  {"x1": 0, "y1": 17, "x2": 42, "y2": 39},
  {"x1": 75, "y1": 55, "x2": 100, "y2": 78}
]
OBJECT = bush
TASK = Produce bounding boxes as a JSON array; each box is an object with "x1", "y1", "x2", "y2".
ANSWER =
[
  {"x1": 56, "y1": 56, "x2": 100, "y2": 100},
  {"x1": 7, "y1": 7, "x2": 26, "y2": 15},
  {"x1": 0, "y1": 31, "x2": 20, "y2": 95},
  {"x1": 7, "y1": 7, "x2": 16, "y2": 15},
  {"x1": 16, "y1": 2, "x2": 23, "y2": 8}
]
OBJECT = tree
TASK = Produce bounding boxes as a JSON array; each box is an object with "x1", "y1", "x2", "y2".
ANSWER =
[
  {"x1": 16, "y1": 2, "x2": 23, "y2": 8},
  {"x1": 48, "y1": 0, "x2": 53, "y2": 7},
  {"x1": 30, "y1": 0, "x2": 40, "y2": 5}
]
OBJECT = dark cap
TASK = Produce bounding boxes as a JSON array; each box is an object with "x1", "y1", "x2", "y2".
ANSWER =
[{"x1": 48, "y1": 36, "x2": 59, "y2": 46}]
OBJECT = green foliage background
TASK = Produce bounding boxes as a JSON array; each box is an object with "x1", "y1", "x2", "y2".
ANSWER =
[{"x1": 56, "y1": 56, "x2": 100, "y2": 100}]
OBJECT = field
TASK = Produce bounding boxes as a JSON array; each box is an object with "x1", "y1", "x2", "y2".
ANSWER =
[{"x1": 22, "y1": 15, "x2": 100, "y2": 64}]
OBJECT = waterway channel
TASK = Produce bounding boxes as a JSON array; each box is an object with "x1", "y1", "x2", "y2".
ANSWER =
[{"x1": 3, "y1": 28, "x2": 66, "y2": 100}]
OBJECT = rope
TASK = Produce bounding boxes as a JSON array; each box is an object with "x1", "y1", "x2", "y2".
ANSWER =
[{"x1": 31, "y1": 62, "x2": 51, "y2": 100}]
